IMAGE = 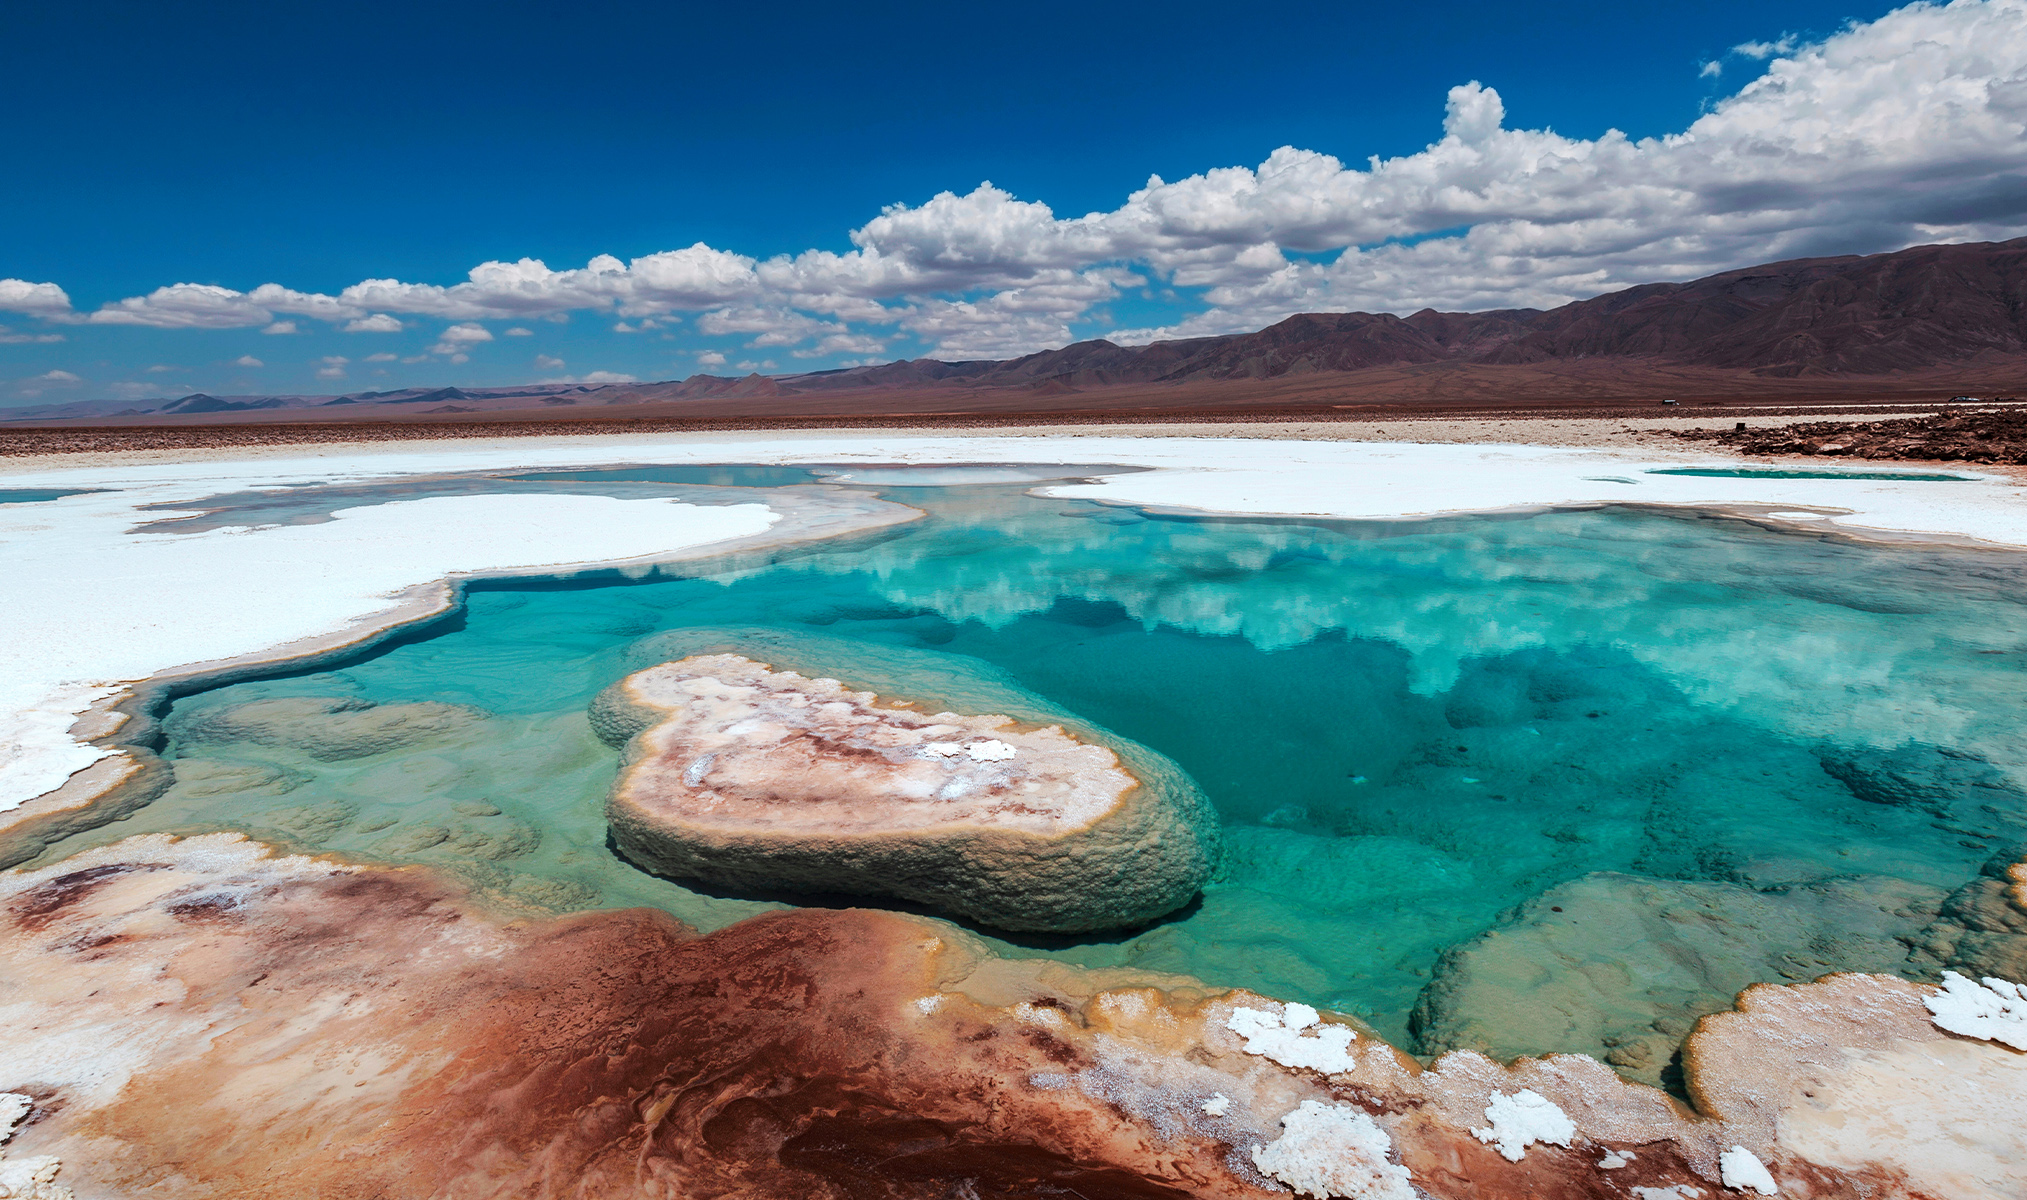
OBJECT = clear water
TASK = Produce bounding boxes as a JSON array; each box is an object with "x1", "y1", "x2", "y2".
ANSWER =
[
  {"x1": 0, "y1": 488, "x2": 100, "y2": 504},
  {"x1": 42, "y1": 476, "x2": 2027, "y2": 1054}
]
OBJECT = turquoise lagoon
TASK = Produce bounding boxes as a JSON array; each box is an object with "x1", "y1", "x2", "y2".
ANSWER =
[{"x1": 42, "y1": 470, "x2": 2027, "y2": 1074}]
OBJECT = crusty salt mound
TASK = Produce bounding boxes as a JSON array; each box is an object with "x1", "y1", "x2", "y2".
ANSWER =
[{"x1": 594, "y1": 652, "x2": 1218, "y2": 932}]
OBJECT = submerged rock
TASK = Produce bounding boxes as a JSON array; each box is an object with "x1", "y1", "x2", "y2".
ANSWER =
[
  {"x1": 1910, "y1": 849, "x2": 2027, "y2": 981},
  {"x1": 595, "y1": 652, "x2": 1218, "y2": 932},
  {"x1": 162, "y1": 757, "x2": 308, "y2": 798},
  {"x1": 172, "y1": 695, "x2": 484, "y2": 761},
  {"x1": 1816, "y1": 741, "x2": 2025, "y2": 814},
  {"x1": 1412, "y1": 871, "x2": 1945, "y2": 1086}
]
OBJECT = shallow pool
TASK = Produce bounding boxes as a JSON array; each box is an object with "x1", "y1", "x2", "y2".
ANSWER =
[{"x1": 46, "y1": 473, "x2": 2027, "y2": 1076}]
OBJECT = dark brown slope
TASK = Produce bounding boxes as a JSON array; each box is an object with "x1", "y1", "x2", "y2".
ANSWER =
[
  {"x1": 775, "y1": 236, "x2": 2027, "y2": 392},
  {"x1": 1493, "y1": 237, "x2": 2027, "y2": 375}
]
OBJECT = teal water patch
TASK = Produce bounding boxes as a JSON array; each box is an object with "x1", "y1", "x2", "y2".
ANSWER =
[
  {"x1": 0, "y1": 488, "x2": 101, "y2": 504},
  {"x1": 503, "y1": 464, "x2": 826, "y2": 487},
  {"x1": 1647, "y1": 466, "x2": 1977, "y2": 481},
  {"x1": 37, "y1": 484, "x2": 2027, "y2": 1054}
]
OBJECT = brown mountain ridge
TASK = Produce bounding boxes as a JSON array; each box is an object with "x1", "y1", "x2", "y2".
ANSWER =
[
  {"x1": 8, "y1": 237, "x2": 2025, "y2": 428},
  {"x1": 778, "y1": 235, "x2": 2027, "y2": 392}
]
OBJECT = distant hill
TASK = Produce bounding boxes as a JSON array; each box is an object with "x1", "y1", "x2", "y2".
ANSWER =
[
  {"x1": 6, "y1": 238, "x2": 2023, "y2": 425},
  {"x1": 761, "y1": 236, "x2": 2027, "y2": 392}
]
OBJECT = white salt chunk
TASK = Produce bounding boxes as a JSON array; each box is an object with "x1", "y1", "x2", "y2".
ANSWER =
[
  {"x1": 1924, "y1": 971, "x2": 2027, "y2": 1050},
  {"x1": 0, "y1": 1092, "x2": 68, "y2": 1200},
  {"x1": 963, "y1": 739, "x2": 1017, "y2": 762},
  {"x1": 1250, "y1": 1100, "x2": 1415, "y2": 1200},
  {"x1": 1598, "y1": 1148, "x2": 1635, "y2": 1168},
  {"x1": 1226, "y1": 1004, "x2": 1358, "y2": 1074},
  {"x1": 1202, "y1": 1093, "x2": 1231, "y2": 1117},
  {"x1": 1631, "y1": 1187, "x2": 1702, "y2": 1200},
  {"x1": 1720, "y1": 1145, "x2": 1778, "y2": 1195},
  {"x1": 1471, "y1": 1089, "x2": 1575, "y2": 1162}
]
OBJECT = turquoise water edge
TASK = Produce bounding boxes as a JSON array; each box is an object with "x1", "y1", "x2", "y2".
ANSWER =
[{"x1": 42, "y1": 469, "x2": 2027, "y2": 1078}]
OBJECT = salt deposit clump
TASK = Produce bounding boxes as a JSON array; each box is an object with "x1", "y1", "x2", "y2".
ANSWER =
[
  {"x1": 1, "y1": 1091, "x2": 72, "y2": 1199},
  {"x1": 1720, "y1": 1145, "x2": 1779, "y2": 1195},
  {"x1": 1226, "y1": 1002, "x2": 1359, "y2": 1074},
  {"x1": 1250, "y1": 1101, "x2": 1415, "y2": 1200},
  {"x1": 594, "y1": 653, "x2": 1218, "y2": 932},
  {"x1": 1924, "y1": 971, "x2": 2027, "y2": 1050},
  {"x1": 1471, "y1": 1089, "x2": 1576, "y2": 1162}
]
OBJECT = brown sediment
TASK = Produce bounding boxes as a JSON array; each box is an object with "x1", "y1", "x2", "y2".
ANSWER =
[{"x1": 4, "y1": 832, "x2": 2020, "y2": 1199}]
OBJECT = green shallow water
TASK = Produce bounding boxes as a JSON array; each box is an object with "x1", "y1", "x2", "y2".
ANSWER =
[{"x1": 41, "y1": 476, "x2": 2027, "y2": 1059}]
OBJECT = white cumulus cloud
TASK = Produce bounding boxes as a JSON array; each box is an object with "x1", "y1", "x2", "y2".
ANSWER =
[
  {"x1": 0, "y1": 280, "x2": 73, "y2": 318},
  {"x1": 429, "y1": 322, "x2": 494, "y2": 357},
  {"x1": 233, "y1": 355, "x2": 263, "y2": 367},
  {"x1": 12, "y1": 0, "x2": 2027, "y2": 360},
  {"x1": 343, "y1": 313, "x2": 404, "y2": 332}
]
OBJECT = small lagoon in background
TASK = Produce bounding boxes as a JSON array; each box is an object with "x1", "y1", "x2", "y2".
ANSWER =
[{"x1": 46, "y1": 469, "x2": 2027, "y2": 1083}]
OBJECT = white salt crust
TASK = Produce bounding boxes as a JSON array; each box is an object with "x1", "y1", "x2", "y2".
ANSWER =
[
  {"x1": 0, "y1": 1090, "x2": 71, "y2": 1199},
  {"x1": 1250, "y1": 1100, "x2": 1415, "y2": 1200},
  {"x1": 1226, "y1": 1003, "x2": 1359, "y2": 1074},
  {"x1": 9, "y1": 433, "x2": 2023, "y2": 812},
  {"x1": 1924, "y1": 972, "x2": 2027, "y2": 1050},
  {"x1": 1471, "y1": 1088, "x2": 1576, "y2": 1162},
  {"x1": 1720, "y1": 1145, "x2": 1779, "y2": 1195}
]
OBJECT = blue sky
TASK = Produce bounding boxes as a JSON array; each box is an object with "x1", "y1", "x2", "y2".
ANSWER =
[{"x1": 5, "y1": 0, "x2": 2027, "y2": 404}]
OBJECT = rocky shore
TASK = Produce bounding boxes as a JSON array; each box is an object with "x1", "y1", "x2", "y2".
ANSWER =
[{"x1": 1674, "y1": 407, "x2": 2027, "y2": 463}]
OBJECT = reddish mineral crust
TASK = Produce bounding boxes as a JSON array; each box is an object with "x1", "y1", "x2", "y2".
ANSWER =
[
  {"x1": 5, "y1": 832, "x2": 2020, "y2": 1199},
  {"x1": 595, "y1": 653, "x2": 1218, "y2": 932}
]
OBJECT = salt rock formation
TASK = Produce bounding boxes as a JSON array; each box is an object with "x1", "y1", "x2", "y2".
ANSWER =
[
  {"x1": 594, "y1": 652, "x2": 1217, "y2": 932},
  {"x1": 171, "y1": 695, "x2": 483, "y2": 761},
  {"x1": 5, "y1": 832, "x2": 2021, "y2": 1199}
]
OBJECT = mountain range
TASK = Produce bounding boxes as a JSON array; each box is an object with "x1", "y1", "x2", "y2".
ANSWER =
[{"x1": 9, "y1": 237, "x2": 2025, "y2": 424}]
